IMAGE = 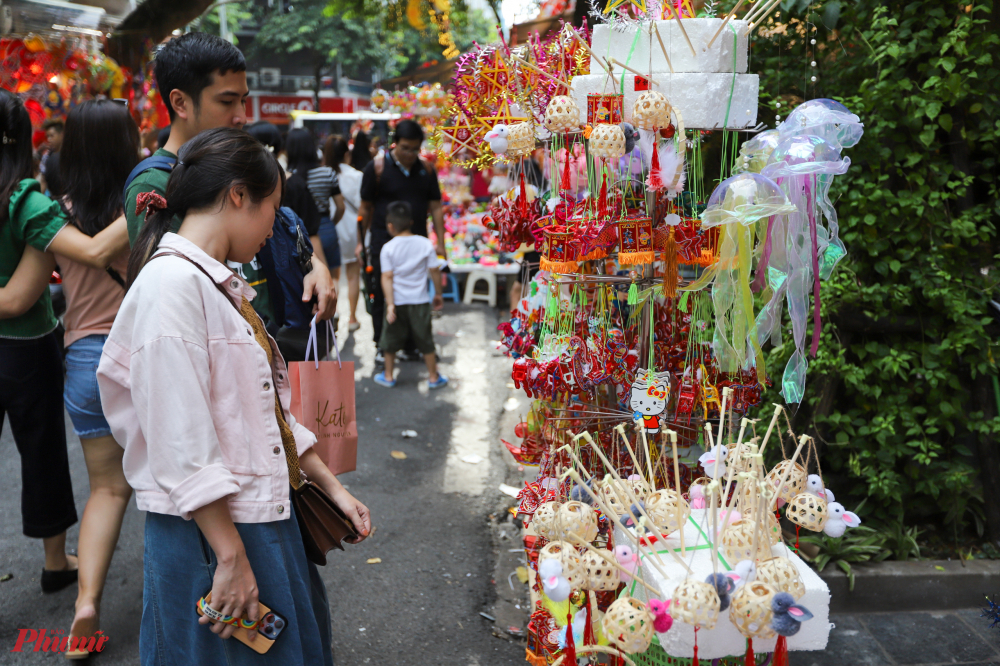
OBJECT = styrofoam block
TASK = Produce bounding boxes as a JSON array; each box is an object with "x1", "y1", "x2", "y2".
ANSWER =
[
  {"x1": 570, "y1": 73, "x2": 758, "y2": 129},
  {"x1": 614, "y1": 509, "x2": 831, "y2": 659},
  {"x1": 590, "y1": 20, "x2": 750, "y2": 74}
]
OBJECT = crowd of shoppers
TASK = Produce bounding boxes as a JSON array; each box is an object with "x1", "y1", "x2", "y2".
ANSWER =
[{"x1": 0, "y1": 32, "x2": 372, "y2": 664}]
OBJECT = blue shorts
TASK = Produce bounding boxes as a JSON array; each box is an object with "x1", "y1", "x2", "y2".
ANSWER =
[{"x1": 64, "y1": 334, "x2": 112, "y2": 439}]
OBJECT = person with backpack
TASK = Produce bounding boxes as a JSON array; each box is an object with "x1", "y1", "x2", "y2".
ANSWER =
[
  {"x1": 99, "y1": 127, "x2": 369, "y2": 666},
  {"x1": 0, "y1": 89, "x2": 134, "y2": 598},
  {"x1": 123, "y1": 33, "x2": 336, "y2": 324},
  {"x1": 357, "y1": 120, "x2": 446, "y2": 364}
]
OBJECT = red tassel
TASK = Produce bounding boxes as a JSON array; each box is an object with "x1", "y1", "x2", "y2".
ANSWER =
[
  {"x1": 518, "y1": 167, "x2": 528, "y2": 218},
  {"x1": 561, "y1": 141, "x2": 573, "y2": 191},
  {"x1": 692, "y1": 626, "x2": 699, "y2": 666},
  {"x1": 795, "y1": 525, "x2": 801, "y2": 551},
  {"x1": 745, "y1": 637, "x2": 756, "y2": 666},
  {"x1": 583, "y1": 591, "x2": 596, "y2": 646},
  {"x1": 647, "y1": 137, "x2": 663, "y2": 190},
  {"x1": 563, "y1": 609, "x2": 577, "y2": 664},
  {"x1": 774, "y1": 635, "x2": 788, "y2": 666},
  {"x1": 598, "y1": 163, "x2": 609, "y2": 218}
]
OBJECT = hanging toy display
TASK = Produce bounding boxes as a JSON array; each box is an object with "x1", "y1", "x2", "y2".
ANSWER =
[{"x1": 437, "y1": 2, "x2": 865, "y2": 664}]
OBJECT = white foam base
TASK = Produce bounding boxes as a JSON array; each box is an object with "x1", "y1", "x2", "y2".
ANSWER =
[
  {"x1": 590, "y1": 19, "x2": 751, "y2": 74},
  {"x1": 614, "y1": 509, "x2": 831, "y2": 659},
  {"x1": 570, "y1": 72, "x2": 759, "y2": 129}
]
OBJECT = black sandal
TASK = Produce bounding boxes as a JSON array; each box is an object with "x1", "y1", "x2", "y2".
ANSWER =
[{"x1": 41, "y1": 566, "x2": 78, "y2": 593}]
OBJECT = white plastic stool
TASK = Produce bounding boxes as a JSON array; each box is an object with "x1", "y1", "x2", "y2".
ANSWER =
[{"x1": 463, "y1": 270, "x2": 497, "y2": 307}]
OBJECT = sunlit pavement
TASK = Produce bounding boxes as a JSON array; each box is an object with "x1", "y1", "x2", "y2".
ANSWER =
[{"x1": 0, "y1": 276, "x2": 526, "y2": 665}]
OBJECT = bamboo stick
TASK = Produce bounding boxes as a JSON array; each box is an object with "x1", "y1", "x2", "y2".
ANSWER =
[
  {"x1": 568, "y1": 28, "x2": 613, "y2": 75},
  {"x1": 662, "y1": 0, "x2": 697, "y2": 57},
  {"x1": 745, "y1": 0, "x2": 781, "y2": 26},
  {"x1": 704, "y1": 421, "x2": 715, "y2": 451},
  {"x1": 667, "y1": 429, "x2": 686, "y2": 556},
  {"x1": 639, "y1": 426, "x2": 656, "y2": 488},
  {"x1": 747, "y1": 0, "x2": 783, "y2": 36},
  {"x1": 610, "y1": 58, "x2": 653, "y2": 82},
  {"x1": 757, "y1": 404, "x2": 784, "y2": 457},
  {"x1": 574, "y1": 432, "x2": 693, "y2": 575},
  {"x1": 715, "y1": 386, "x2": 731, "y2": 452},
  {"x1": 652, "y1": 22, "x2": 676, "y2": 74},
  {"x1": 511, "y1": 55, "x2": 572, "y2": 90},
  {"x1": 705, "y1": 0, "x2": 751, "y2": 49},
  {"x1": 615, "y1": 423, "x2": 650, "y2": 489}
]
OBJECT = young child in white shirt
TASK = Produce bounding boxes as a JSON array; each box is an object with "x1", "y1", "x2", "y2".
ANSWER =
[{"x1": 374, "y1": 201, "x2": 446, "y2": 389}]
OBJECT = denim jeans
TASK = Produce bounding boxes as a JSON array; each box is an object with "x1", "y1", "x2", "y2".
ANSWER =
[
  {"x1": 317, "y1": 216, "x2": 342, "y2": 270},
  {"x1": 141, "y1": 504, "x2": 333, "y2": 666},
  {"x1": 64, "y1": 334, "x2": 112, "y2": 438}
]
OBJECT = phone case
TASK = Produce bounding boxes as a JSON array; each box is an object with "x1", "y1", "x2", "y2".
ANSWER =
[{"x1": 196, "y1": 592, "x2": 276, "y2": 654}]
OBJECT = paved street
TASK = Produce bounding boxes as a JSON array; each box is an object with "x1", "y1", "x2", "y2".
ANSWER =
[
  {"x1": 1, "y1": 285, "x2": 998, "y2": 666},
  {"x1": 0, "y1": 287, "x2": 525, "y2": 665}
]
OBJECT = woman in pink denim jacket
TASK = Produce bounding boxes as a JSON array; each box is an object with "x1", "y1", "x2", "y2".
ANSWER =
[{"x1": 97, "y1": 128, "x2": 369, "y2": 665}]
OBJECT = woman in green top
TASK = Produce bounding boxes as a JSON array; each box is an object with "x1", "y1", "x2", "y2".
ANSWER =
[{"x1": 0, "y1": 89, "x2": 129, "y2": 594}]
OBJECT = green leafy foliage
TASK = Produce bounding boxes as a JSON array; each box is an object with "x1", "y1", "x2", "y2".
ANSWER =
[
  {"x1": 743, "y1": 0, "x2": 1000, "y2": 547},
  {"x1": 799, "y1": 526, "x2": 891, "y2": 591}
]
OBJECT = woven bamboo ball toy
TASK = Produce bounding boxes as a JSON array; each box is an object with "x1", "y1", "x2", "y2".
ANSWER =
[
  {"x1": 625, "y1": 476, "x2": 651, "y2": 500},
  {"x1": 757, "y1": 557, "x2": 806, "y2": 599},
  {"x1": 506, "y1": 121, "x2": 535, "y2": 159},
  {"x1": 600, "y1": 479, "x2": 633, "y2": 515},
  {"x1": 691, "y1": 476, "x2": 723, "y2": 503},
  {"x1": 532, "y1": 501, "x2": 561, "y2": 540},
  {"x1": 581, "y1": 550, "x2": 620, "y2": 591},
  {"x1": 631, "y1": 91, "x2": 672, "y2": 131},
  {"x1": 544, "y1": 95, "x2": 582, "y2": 133},
  {"x1": 767, "y1": 461, "x2": 807, "y2": 503},
  {"x1": 729, "y1": 582, "x2": 778, "y2": 639},
  {"x1": 644, "y1": 489, "x2": 690, "y2": 535},
  {"x1": 539, "y1": 540, "x2": 586, "y2": 588},
  {"x1": 720, "y1": 520, "x2": 771, "y2": 564},
  {"x1": 764, "y1": 510, "x2": 782, "y2": 545},
  {"x1": 786, "y1": 492, "x2": 829, "y2": 532},
  {"x1": 671, "y1": 579, "x2": 721, "y2": 629},
  {"x1": 554, "y1": 501, "x2": 599, "y2": 542},
  {"x1": 728, "y1": 441, "x2": 755, "y2": 474},
  {"x1": 602, "y1": 597, "x2": 656, "y2": 653},
  {"x1": 589, "y1": 123, "x2": 626, "y2": 159}
]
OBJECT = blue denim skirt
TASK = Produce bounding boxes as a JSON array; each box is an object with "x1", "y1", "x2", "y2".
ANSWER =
[
  {"x1": 317, "y1": 216, "x2": 342, "y2": 270},
  {"x1": 141, "y1": 504, "x2": 333, "y2": 666},
  {"x1": 64, "y1": 334, "x2": 112, "y2": 439}
]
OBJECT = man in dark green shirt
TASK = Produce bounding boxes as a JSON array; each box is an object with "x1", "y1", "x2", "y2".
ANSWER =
[{"x1": 126, "y1": 33, "x2": 336, "y2": 322}]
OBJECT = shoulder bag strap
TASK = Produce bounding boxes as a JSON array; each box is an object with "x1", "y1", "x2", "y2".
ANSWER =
[{"x1": 150, "y1": 251, "x2": 237, "y2": 310}]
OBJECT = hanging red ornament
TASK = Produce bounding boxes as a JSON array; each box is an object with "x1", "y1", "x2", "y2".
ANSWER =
[
  {"x1": 745, "y1": 637, "x2": 756, "y2": 666},
  {"x1": 563, "y1": 609, "x2": 577, "y2": 664},
  {"x1": 598, "y1": 160, "x2": 609, "y2": 219},
  {"x1": 647, "y1": 137, "x2": 664, "y2": 191},
  {"x1": 660, "y1": 123, "x2": 676, "y2": 139},
  {"x1": 583, "y1": 591, "x2": 596, "y2": 646},
  {"x1": 561, "y1": 140, "x2": 573, "y2": 191},
  {"x1": 774, "y1": 635, "x2": 789, "y2": 666},
  {"x1": 518, "y1": 165, "x2": 528, "y2": 219},
  {"x1": 692, "y1": 625, "x2": 699, "y2": 666}
]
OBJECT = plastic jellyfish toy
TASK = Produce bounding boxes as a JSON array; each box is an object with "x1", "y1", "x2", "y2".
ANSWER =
[
  {"x1": 757, "y1": 125, "x2": 860, "y2": 403},
  {"x1": 684, "y1": 173, "x2": 796, "y2": 382},
  {"x1": 735, "y1": 130, "x2": 782, "y2": 174},
  {"x1": 778, "y1": 98, "x2": 864, "y2": 151}
]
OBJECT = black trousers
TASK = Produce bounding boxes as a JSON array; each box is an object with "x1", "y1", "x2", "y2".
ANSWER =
[
  {"x1": 369, "y1": 231, "x2": 389, "y2": 346},
  {"x1": 0, "y1": 332, "x2": 77, "y2": 538}
]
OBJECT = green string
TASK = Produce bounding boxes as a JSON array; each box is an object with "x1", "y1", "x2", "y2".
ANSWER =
[
  {"x1": 627, "y1": 282, "x2": 639, "y2": 305},
  {"x1": 619, "y1": 28, "x2": 642, "y2": 95}
]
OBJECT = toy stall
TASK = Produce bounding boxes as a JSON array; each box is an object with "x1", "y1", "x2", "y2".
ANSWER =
[{"x1": 435, "y1": 0, "x2": 865, "y2": 662}]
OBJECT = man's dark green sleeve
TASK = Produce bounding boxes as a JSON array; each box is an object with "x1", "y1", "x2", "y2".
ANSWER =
[{"x1": 124, "y1": 171, "x2": 175, "y2": 247}]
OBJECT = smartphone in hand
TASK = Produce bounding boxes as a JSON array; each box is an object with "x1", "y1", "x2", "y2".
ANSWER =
[{"x1": 196, "y1": 591, "x2": 287, "y2": 654}]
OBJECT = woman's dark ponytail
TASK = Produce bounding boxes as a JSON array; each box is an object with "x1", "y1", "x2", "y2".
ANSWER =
[
  {"x1": 0, "y1": 90, "x2": 36, "y2": 225},
  {"x1": 126, "y1": 127, "x2": 284, "y2": 287}
]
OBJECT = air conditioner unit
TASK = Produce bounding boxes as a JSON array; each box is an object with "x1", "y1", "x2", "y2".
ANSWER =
[
  {"x1": 259, "y1": 68, "x2": 280, "y2": 86},
  {"x1": 246, "y1": 72, "x2": 259, "y2": 89},
  {"x1": 299, "y1": 77, "x2": 316, "y2": 90}
]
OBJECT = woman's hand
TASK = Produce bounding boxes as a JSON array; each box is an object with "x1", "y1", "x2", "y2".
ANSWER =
[
  {"x1": 298, "y1": 449, "x2": 372, "y2": 542},
  {"x1": 198, "y1": 548, "x2": 260, "y2": 641},
  {"x1": 192, "y1": 498, "x2": 259, "y2": 641},
  {"x1": 328, "y1": 487, "x2": 371, "y2": 544}
]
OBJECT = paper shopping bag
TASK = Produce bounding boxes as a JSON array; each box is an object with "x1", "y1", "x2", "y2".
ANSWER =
[{"x1": 288, "y1": 319, "x2": 357, "y2": 475}]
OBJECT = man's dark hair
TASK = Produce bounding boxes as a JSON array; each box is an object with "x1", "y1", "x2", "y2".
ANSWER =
[
  {"x1": 42, "y1": 118, "x2": 64, "y2": 133},
  {"x1": 393, "y1": 119, "x2": 423, "y2": 145},
  {"x1": 154, "y1": 32, "x2": 246, "y2": 122},
  {"x1": 157, "y1": 125, "x2": 171, "y2": 148},
  {"x1": 386, "y1": 200, "x2": 413, "y2": 232}
]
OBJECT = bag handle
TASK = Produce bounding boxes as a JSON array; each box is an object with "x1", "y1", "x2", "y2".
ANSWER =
[{"x1": 304, "y1": 314, "x2": 341, "y2": 370}]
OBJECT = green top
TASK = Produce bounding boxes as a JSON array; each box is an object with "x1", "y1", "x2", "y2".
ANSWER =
[
  {"x1": 0, "y1": 179, "x2": 68, "y2": 339},
  {"x1": 125, "y1": 149, "x2": 275, "y2": 324}
]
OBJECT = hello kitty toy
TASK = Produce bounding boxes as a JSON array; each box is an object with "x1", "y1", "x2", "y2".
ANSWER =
[{"x1": 630, "y1": 374, "x2": 669, "y2": 434}]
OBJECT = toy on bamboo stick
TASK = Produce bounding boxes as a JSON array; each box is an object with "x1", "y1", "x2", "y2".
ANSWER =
[
  {"x1": 729, "y1": 581, "x2": 778, "y2": 639},
  {"x1": 602, "y1": 597, "x2": 656, "y2": 653}
]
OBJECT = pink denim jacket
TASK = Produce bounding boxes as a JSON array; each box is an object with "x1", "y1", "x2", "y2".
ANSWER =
[{"x1": 97, "y1": 233, "x2": 316, "y2": 523}]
